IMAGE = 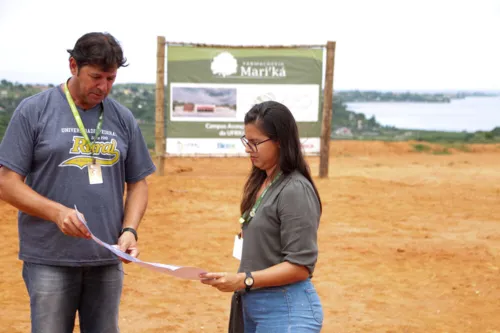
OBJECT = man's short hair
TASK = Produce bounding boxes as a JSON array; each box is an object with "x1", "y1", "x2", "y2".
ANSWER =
[{"x1": 67, "y1": 32, "x2": 128, "y2": 71}]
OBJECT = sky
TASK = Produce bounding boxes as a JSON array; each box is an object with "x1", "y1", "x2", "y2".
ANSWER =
[{"x1": 0, "y1": 0, "x2": 499, "y2": 91}]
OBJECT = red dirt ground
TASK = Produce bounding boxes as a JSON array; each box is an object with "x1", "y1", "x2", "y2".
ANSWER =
[{"x1": 1, "y1": 141, "x2": 499, "y2": 332}]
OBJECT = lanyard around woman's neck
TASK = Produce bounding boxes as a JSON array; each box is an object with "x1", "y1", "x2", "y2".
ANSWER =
[{"x1": 239, "y1": 171, "x2": 283, "y2": 226}]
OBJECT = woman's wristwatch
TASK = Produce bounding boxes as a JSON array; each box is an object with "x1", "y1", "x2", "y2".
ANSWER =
[{"x1": 244, "y1": 272, "x2": 254, "y2": 292}]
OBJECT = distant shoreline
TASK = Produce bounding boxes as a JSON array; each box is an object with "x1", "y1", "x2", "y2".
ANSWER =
[
  {"x1": 345, "y1": 95, "x2": 500, "y2": 104},
  {"x1": 337, "y1": 90, "x2": 500, "y2": 104}
]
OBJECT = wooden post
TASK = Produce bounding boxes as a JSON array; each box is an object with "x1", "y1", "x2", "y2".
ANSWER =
[
  {"x1": 155, "y1": 36, "x2": 166, "y2": 176},
  {"x1": 319, "y1": 41, "x2": 336, "y2": 178}
]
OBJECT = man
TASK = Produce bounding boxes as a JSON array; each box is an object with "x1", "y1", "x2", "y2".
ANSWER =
[{"x1": 0, "y1": 32, "x2": 156, "y2": 333}]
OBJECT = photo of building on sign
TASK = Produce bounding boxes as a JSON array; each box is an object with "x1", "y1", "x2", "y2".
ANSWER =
[{"x1": 171, "y1": 86, "x2": 237, "y2": 119}]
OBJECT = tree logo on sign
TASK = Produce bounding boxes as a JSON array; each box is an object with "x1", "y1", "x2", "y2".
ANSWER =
[{"x1": 211, "y1": 52, "x2": 238, "y2": 77}]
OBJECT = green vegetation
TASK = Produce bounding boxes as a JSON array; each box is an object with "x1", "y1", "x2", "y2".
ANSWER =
[
  {"x1": 432, "y1": 148, "x2": 451, "y2": 155},
  {"x1": 411, "y1": 144, "x2": 451, "y2": 155},
  {"x1": 355, "y1": 127, "x2": 500, "y2": 144},
  {"x1": 412, "y1": 144, "x2": 431, "y2": 153}
]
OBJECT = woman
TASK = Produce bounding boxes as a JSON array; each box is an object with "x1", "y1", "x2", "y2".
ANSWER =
[{"x1": 200, "y1": 101, "x2": 323, "y2": 332}]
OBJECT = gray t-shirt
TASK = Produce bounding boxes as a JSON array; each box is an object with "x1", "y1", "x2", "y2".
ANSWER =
[
  {"x1": 238, "y1": 170, "x2": 321, "y2": 275},
  {"x1": 0, "y1": 86, "x2": 156, "y2": 266}
]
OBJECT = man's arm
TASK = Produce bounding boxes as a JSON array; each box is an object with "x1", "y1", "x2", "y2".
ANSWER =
[
  {"x1": 0, "y1": 166, "x2": 90, "y2": 238},
  {"x1": 123, "y1": 178, "x2": 149, "y2": 231},
  {"x1": 116, "y1": 178, "x2": 149, "y2": 260}
]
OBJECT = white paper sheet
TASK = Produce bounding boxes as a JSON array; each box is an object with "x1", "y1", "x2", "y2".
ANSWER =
[{"x1": 74, "y1": 206, "x2": 206, "y2": 280}]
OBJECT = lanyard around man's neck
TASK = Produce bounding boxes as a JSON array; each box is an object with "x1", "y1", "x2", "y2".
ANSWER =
[{"x1": 63, "y1": 82, "x2": 104, "y2": 159}]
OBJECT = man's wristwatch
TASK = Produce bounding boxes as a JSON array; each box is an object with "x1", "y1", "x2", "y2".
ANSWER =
[
  {"x1": 120, "y1": 227, "x2": 138, "y2": 241},
  {"x1": 244, "y1": 272, "x2": 254, "y2": 292}
]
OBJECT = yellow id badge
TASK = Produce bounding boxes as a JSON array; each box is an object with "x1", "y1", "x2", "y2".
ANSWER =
[{"x1": 88, "y1": 163, "x2": 103, "y2": 185}]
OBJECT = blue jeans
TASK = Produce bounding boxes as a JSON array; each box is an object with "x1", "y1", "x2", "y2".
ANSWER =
[
  {"x1": 241, "y1": 279, "x2": 323, "y2": 333},
  {"x1": 22, "y1": 262, "x2": 124, "y2": 333}
]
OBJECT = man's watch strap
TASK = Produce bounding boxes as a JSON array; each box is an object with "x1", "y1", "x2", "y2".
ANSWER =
[{"x1": 120, "y1": 227, "x2": 138, "y2": 241}]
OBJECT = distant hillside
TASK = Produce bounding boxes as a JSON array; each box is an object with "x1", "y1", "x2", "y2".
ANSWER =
[
  {"x1": 0, "y1": 80, "x2": 54, "y2": 139},
  {"x1": 1, "y1": 80, "x2": 499, "y2": 147}
]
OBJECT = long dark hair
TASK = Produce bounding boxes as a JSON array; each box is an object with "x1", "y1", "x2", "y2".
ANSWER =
[{"x1": 240, "y1": 101, "x2": 322, "y2": 215}]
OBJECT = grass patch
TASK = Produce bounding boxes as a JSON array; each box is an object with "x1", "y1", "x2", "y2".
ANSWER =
[
  {"x1": 412, "y1": 144, "x2": 431, "y2": 152},
  {"x1": 443, "y1": 143, "x2": 471, "y2": 152},
  {"x1": 413, "y1": 143, "x2": 452, "y2": 155},
  {"x1": 432, "y1": 148, "x2": 451, "y2": 155}
]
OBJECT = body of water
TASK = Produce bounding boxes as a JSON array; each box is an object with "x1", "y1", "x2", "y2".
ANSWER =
[{"x1": 346, "y1": 96, "x2": 500, "y2": 132}]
